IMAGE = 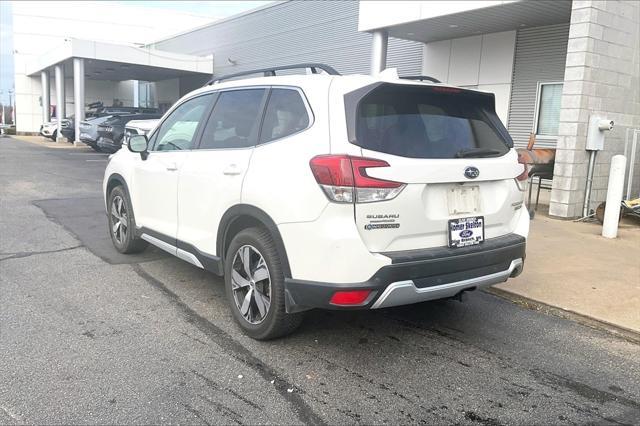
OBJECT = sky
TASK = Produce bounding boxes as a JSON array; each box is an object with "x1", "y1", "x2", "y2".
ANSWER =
[
  {"x1": 113, "y1": 1, "x2": 270, "y2": 19},
  {"x1": 0, "y1": 1, "x2": 272, "y2": 105},
  {"x1": 0, "y1": 1, "x2": 14, "y2": 105}
]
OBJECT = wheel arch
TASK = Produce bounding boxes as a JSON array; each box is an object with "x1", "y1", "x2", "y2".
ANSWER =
[
  {"x1": 105, "y1": 173, "x2": 135, "y2": 219},
  {"x1": 106, "y1": 173, "x2": 130, "y2": 200},
  {"x1": 217, "y1": 205, "x2": 292, "y2": 278}
]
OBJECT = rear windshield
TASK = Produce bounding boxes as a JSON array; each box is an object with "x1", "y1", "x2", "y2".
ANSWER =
[{"x1": 354, "y1": 85, "x2": 512, "y2": 159}]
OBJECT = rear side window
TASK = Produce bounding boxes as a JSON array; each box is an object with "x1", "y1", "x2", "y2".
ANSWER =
[
  {"x1": 199, "y1": 89, "x2": 266, "y2": 149},
  {"x1": 259, "y1": 89, "x2": 310, "y2": 144},
  {"x1": 355, "y1": 85, "x2": 511, "y2": 159}
]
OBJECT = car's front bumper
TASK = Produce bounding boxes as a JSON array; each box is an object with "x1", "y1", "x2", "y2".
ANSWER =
[
  {"x1": 284, "y1": 233, "x2": 525, "y2": 313},
  {"x1": 60, "y1": 128, "x2": 74, "y2": 139}
]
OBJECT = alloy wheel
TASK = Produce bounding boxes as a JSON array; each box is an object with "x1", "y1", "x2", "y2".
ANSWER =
[
  {"x1": 231, "y1": 245, "x2": 272, "y2": 324},
  {"x1": 110, "y1": 195, "x2": 128, "y2": 245}
]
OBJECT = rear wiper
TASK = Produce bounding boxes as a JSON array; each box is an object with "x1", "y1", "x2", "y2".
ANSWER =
[{"x1": 455, "y1": 148, "x2": 502, "y2": 158}]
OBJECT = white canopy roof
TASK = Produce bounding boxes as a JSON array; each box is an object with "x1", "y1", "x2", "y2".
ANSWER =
[{"x1": 27, "y1": 38, "x2": 213, "y2": 81}]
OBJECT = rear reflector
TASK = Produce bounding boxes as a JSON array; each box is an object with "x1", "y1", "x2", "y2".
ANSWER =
[
  {"x1": 329, "y1": 290, "x2": 371, "y2": 306},
  {"x1": 310, "y1": 155, "x2": 405, "y2": 203},
  {"x1": 516, "y1": 152, "x2": 529, "y2": 181}
]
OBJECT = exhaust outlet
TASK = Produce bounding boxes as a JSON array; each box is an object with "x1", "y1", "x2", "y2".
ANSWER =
[{"x1": 510, "y1": 263, "x2": 524, "y2": 278}]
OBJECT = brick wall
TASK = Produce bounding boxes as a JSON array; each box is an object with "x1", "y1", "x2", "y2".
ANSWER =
[{"x1": 550, "y1": 0, "x2": 640, "y2": 218}]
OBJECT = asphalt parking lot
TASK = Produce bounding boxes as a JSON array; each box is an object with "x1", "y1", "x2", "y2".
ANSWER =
[{"x1": 1, "y1": 137, "x2": 639, "y2": 425}]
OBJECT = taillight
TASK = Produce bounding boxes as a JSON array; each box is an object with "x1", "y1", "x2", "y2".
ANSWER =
[
  {"x1": 329, "y1": 290, "x2": 371, "y2": 306},
  {"x1": 310, "y1": 155, "x2": 405, "y2": 203}
]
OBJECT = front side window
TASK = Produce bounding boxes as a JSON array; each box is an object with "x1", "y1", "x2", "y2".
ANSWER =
[
  {"x1": 355, "y1": 85, "x2": 511, "y2": 159},
  {"x1": 536, "y1": 83, "x2": 563, "y2": 136},
  {"x1": 259, "y1": 88, "x2": 310, "y2": 144},
  {"x1": 199, "y1": 89, "x2": 266, "y2": 149},
  {"x1": 152, "y1": 94, "x2": 213, "y2": 151}
]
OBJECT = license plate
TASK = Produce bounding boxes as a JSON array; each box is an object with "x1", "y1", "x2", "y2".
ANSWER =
[{"x1": 448, "y1": 216, "x2": 484, "y2": 248}]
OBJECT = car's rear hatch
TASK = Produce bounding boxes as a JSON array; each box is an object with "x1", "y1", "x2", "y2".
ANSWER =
[{"x1": 342, "y1": 82, "x2": 525, "y2": 253}]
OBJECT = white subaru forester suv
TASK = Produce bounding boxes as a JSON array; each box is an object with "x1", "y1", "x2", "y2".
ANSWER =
[{"x1": 103, "y1": 64, "x2": 529, "y2": 340}]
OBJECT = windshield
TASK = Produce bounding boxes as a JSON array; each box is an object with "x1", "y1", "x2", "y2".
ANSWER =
[{"x1": 354, "y1": 85, "x2": 512, "y2": 159}]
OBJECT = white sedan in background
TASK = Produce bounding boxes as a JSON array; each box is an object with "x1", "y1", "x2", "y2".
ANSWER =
[{"x1": 123, "y1": 119, "x2": 160, "y2": 145}]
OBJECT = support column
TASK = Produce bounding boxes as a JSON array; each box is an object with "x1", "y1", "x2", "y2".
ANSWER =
[
  {"x1": 41, "y1": 70, "x2": 51, "y2": 123},
  {"x1": 54, "y1": 64, "x2": 65, "y2": 142},
  {"x1": 370, "y1": 30, "x2": 388, "y2": 75},
  {"x1": 133, "y1": 80, "x2": 140, "y2": 108},
  {"x1": 73, "y1": 58, "x2": 85, "y2": 146}
]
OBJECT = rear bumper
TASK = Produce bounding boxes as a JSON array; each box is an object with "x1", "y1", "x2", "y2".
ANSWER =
[
  {"x1": 80, "y1": 138, "x2": 96, "y2": 146},
  {"x1": 97, "y1": 137, "x2": 121, "y2": 153},
  {"x1": 79, "y1": 132, "x2": 97, "y2": 145},
  {"x1": 284, "y1": 234, "x2": 525, "y2": 313}
]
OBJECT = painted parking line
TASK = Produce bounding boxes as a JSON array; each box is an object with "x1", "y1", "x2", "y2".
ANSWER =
[{"x1": 86, "y1": 159, "x2": 108, "y2": 162}]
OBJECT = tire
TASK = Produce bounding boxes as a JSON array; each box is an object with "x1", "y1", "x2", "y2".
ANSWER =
[
  {"x1": 224, "y1": 227, "x2": 303, "y2": 340},
  {"x1": 90, "y1": 144, "x2": 103, "y2": 153},
  {"x1": 107, "y1": 185, "x2": 148, "y2": 254},
  {"x1": 49, "y1": 130, "x2": 57, "y2": 141}
]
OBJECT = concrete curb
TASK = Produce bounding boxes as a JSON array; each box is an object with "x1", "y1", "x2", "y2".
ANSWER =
[
  {"x1": 9, "y1": 135, "x2": 91, "y2": 150},
  {"x1": 486, "y1": 287, "x2": 640, "y2": 345}
]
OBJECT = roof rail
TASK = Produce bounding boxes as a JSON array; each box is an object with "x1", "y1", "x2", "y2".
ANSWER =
[
  {"x1": 400, "y1": 75, "x2": 442, "y2": 83},
  {"x1": 206, "y1": 63, "x2": 340, "y2": 85}
]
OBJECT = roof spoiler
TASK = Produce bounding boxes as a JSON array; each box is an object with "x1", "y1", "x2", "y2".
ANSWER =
[{"x1": 400, "y1": 75, "x2": 442, "y2": 83}]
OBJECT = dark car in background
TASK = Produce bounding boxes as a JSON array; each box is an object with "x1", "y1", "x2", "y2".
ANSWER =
[
  {"x1": 79, "y1": 116, "x2": 117, "y2": 151},
  {"x1": 96, "y1": 113, "x2": 162, "y2": 153},
  {"x1": 68, "y1": 106, "x2": 158, "y2": 143},
  {"x1": 60, "y1": 117, "x2": 76, "y2": 141},
  {"x1": 79, "y1": 107, "x2": 159, "y2": 151}
]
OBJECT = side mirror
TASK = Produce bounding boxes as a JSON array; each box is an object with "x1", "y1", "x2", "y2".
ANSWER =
[{"x1": 128, "y1": 134, "x2": 149, "y2": 160}]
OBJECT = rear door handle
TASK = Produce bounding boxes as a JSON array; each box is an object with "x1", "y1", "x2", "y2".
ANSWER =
[
  {"x1": 166, "y1": 162, "x2": 178, "y2": 172},
  {"x1": 223, "y1": 164, "x2": 242, "y2": 175}
]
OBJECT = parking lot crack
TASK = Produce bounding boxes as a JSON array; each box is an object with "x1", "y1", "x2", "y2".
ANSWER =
[
  {"x1": 132, "y1": 264, "x2": 324, "y2": 425},
  {"x1": 0, "y1": 405, "x2": 22, "y2": 423},
  {"x1": 530, "y1": 369, "x2": 640, "y2": 412},
  {"x1": 0, "y1": 245, "x2": 82, "y2": 261}
]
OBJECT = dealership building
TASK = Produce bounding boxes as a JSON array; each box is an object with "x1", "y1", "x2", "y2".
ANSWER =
[{"x1": 9, "y1": 0, "x2": 640, "y2": 219}]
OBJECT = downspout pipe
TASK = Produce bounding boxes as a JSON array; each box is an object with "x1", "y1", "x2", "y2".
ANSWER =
[{"x1": 583, "y1": 150, "x2": 597, "y2": 217}]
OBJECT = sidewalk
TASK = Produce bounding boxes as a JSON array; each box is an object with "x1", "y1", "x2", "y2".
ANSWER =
[
  {"x1": 495, "y1": 205, "x2": 640, "y2": 335},
  {"x1": 6, "y1": 135, "x2": 91, "y2": 150}
]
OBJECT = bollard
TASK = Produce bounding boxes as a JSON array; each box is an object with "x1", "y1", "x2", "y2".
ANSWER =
[{"x1": 602, "y1": 155, "x2": 627, "y2": 238}]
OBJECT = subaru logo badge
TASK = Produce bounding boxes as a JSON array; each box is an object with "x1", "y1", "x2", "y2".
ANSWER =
[{"x1": 464, "y1": 166, "x2": 480, "y2": 179}]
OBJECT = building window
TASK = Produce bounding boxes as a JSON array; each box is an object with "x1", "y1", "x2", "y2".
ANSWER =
[{"x1": 535, "y1": 82, "x2": 563, "y2": 136}]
